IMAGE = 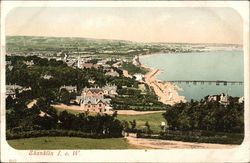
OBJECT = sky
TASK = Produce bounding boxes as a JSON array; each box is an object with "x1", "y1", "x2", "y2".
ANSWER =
[{"x1": 6, "y1": 7, "x2": 243, "y2": 44}]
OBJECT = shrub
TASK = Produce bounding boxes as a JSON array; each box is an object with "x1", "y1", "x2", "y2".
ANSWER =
[
  {"x1": 6, "y1": 129, "x2": 123, "y2": 140},
  {"x1": 137, "y1": 132, "x2": 244, "y2": 144}
]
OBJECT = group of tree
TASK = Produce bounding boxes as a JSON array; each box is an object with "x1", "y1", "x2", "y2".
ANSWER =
[
  {"x1": 6, "y1": 97, "x2": 124, "y2": 138},
  {"x1": 163, "y1": 96, "x2": 244, "y2": 133},
  {"x1": 121, "y1": 62, "x2": 148, "y2": 75},
  {"x1": 6, "y1": 55, "x2": 140, "y2": 104},
  {"x1": 111, "y1": 87, "x2": 169, "y2": 110}
]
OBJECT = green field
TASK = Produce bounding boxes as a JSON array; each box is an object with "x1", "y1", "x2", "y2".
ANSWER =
[
  {"x1": 53, "y1": 107, "x2": 85, "y2": 115},
  {"x1": 54, "y1": 107, "x2": 166, "y2": 133},
  {"x1": 7, "y1": 137, "x2": 140, "y2": 149},
  {"x1": 117, "y1": 112, "x2": 166, "y2": 133}
]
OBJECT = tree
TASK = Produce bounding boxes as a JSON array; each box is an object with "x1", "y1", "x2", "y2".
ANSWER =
[
  {"x1": 129, "y1": 120, "x2": 137, "y2": 133},
  {"x1": 145, "y1": 121, "x2": 153, "y2": 135},
  {"x1": 6, "y1": 95, "x2": 15, "y2": 109},
  {"x1": 58, "y1": 111, "x2": 76, "y2": 130},
  {"x1": 112, "y1": 111, "x2": 118, "y2": 118},
  {"x1": 59, "y1": 88, "x2": 71, "y2": 105},
  {"x1": 121, "y1": 120, "x2": 130, "y2": 132}
]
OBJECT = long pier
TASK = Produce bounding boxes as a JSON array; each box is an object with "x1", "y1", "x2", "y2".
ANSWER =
[{"x1": 166, "y1": 80, "x2": 243, "y2": 85}]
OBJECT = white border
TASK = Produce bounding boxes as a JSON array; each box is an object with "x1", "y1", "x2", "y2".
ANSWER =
[{"x1": 1, "y1": 1, "x2": 249, "y2": 162}]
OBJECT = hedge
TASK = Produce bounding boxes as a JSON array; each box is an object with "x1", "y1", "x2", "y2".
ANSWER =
[
  {"x1": 6, "y1": 130, "x2": 122, "y2": 140},
  {"x1": 137, "y1": 132, "x2": 244, "y2": 145}
]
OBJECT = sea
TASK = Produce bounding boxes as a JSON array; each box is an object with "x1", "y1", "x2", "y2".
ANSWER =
[{"x1": 139, "y1": 50, "x2": 244, "y2": 101}]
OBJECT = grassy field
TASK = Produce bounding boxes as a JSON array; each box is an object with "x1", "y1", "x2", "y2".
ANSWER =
[
  {"x1": 7, "y1": 137, "x2": 142, "y2": 149},
  {"x1": 117, "y1": 112, "x2": 166, "y2": 133},
  {"x1": 53, "y1": 107, "x2": 85, "y2": 115},
  {"x1": 54, "y1": 107, "x2": 166, "y2": 133}
]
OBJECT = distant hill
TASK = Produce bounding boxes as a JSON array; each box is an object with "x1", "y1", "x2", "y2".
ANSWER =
[{"x1": 6, "y1": 35, "x2": 217, "y2": 57}]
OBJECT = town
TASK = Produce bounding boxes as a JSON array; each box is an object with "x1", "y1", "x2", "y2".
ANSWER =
[{"x1": 5, "y1": 36, "x2": 244, "y2": 150}]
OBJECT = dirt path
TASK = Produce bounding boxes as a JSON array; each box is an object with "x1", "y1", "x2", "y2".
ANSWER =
[
  {"x1": 126, "y1": 134, "x2": 238, "y2": 149},
  {"x1": 52, "y1": 104, "x2": 83, "y2": 111},
  {"x1": 117, "y1": 110, "x2": 165, "y2": 115},
  {"x1": 52, "y1": 104, "x2": 164, "y2": 115}
]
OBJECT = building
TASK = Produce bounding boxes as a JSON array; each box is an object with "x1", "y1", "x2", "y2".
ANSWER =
[
  {"x1": 42, "y1": 74, "x2": 53, "y2": 80},
  {"x1": 23, "y1": 60, "x2": 34, "y2": 66},
  {"x1": 79, "y1": 96, "x2": 112, "y2": 113},
  {"x1": 6, "y1": 84, "x2": 24, "y2": 98},
  {"x1": 82, "y1": 63, "x2": 99, "y2": 69},
  {"x1": 238, "y1": 97, "x2": 244, "y2": 103},
  {"x1": 133, "y1": 55, "x2": 141, "y2": 66},
  {"x1": 60, "y1": 85, "x2": 77, "y2": 93},
  {"x1": 76, "y1": 86, "x2": 116, "y2": 113},
  {"x1": 88, "y1": 79, "x2": 96, "y2": 84},
  {"x1": 6, "y1": 61, "x2": 12, "y2": 65},
  {"x1": 6, "y1": 89, "x2": 16, "y2": 99},
  {"x1": 208, "y1": 95, "x2": 217, "y2": 102},
  {"x1": 219, "y1": 93, "x2": 229, "y2": 106},
  {"x1": 105, "y1": 70, "x2": 120, "y2": 77},
  {"x1": 97, "y1": 59, "x2": 107, "y2": 65},
  {"x1": 103, "y1": 85, "x2": 117, "y2": 96},
  {"x1": 207, "y1": 93, "x2": 229, "y2": 106},
  {"x1": 133, "y1": 73, "x2": 144, "y2": 81},
  {"x1": 82, "y1": 87, "x2": 105, "y2": 97},
  {"x1": 7, "y1": 65, "x2": 13, "y2": 71}
]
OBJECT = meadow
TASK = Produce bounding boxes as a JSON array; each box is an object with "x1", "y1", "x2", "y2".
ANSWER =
[
  {"x1": 117, "y1": 113, "x2": 166, "y2": 133},
  {"x1": 54, "y1": 107, "x2": 166, "y2": 133},
  {"x1": 7, "y1": 137, "x2": 141, "y2": 149}
]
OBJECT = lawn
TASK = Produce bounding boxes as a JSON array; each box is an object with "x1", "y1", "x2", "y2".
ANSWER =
[
  {"x1": 54, "y1": 107, "x2": 166, "y2": 133},
  {"x1": 7, "y1": 137, "x2": 141, "y2": 149},
  {"x1": 53, "y1": 107, "x2": 84, "y2": 115},
  {"x1": 117, "y1": 112, "x2": 166, "y2": 133}
]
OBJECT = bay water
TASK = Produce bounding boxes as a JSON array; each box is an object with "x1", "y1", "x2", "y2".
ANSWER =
[{"x1": 140, "y1": 50, "x2": 244, "y2": 101}]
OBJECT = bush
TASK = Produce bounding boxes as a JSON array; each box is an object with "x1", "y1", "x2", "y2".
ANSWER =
[
  {"x1": 137, "y1": 132, "x2": 244, "y2": 145},
  {"x1": 6, "y1": 129, "x2": 122, "y2": 140}
]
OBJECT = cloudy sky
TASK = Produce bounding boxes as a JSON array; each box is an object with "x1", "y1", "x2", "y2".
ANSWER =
[{"x1": 6, "y1": 7, "x2": 243, "y2": 44}]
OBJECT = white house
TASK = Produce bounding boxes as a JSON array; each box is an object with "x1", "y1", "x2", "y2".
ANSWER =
[{"x1": 133, "y1": 73, "x2": 144, "y2": 81}]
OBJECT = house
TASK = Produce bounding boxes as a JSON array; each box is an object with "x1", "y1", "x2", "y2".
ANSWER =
[
  {"x1": 208, "y1": 95, "x2": 217, "y2": 102},
  {"x1": 133, "y1": 73, "x2": 144, "y2": 81},
  {"x1": 7, "y1": 65, "x2": 13, "y2": 71},
  {"x1": 76, "y1": 86, "x2": 116, "y2": 113},
  {"x1": 219, "y1": 93, "x2": 229, "y2": 106},
  {"x1": 42, "y1": 74, "x2": 53, "y2": 80},
  {"x1": 82, "y1": 87, "x2": 105, "y2": 97},
  {"x1": 105, "y1": 70, "x2": 120, "y2": 77},
  {"x1": 238, "y1": 97, "x2": 244, "y2": 103},
  {"x1": 82, "y1": 63, "x2": 99, "y2": 69},
  {"x1": 97, "y1": 60, "x2": 107, "y2": 65},
  {"x1": 6, "y1": 84, "x2": 24, "y2": 98},
  {"x1": 6, "y1": 89, "x2": 16, "y2": 99},
  {"x1": 207, "y1": 93, "x2": 229, "y2": 106},
  {"x1": 6, "y1": 61, "x2": 12, "y2": 65},
  {"x1": 23, "y1": 60, "x2": 34, "y2": 66},
  {"x1": 60, "y1": 85, "x2": 77, "y2": 93},
  {"x1": 103, "y1": 85, "x2": 117, "y2": 96},
  {"x1": 79, "y1": 96, "x2": 113, "y2": 113},
  {"x1": 133, "y1": 55, "x2": 141, "y2": 66},
  {"x1": 66, "y1": 59, "x2": 76, "y2": 67},
  {"x1": 88, "y1": 79, "x2": 96, "y2": 84}
]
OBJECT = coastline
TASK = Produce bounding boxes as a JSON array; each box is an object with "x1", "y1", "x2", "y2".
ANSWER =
[{"x1": 136, "y1": 53, "x2": 186, "y2": 105}]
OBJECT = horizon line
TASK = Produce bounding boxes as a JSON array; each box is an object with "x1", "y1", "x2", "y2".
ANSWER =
[{"x1": 5, "y1": 34, "x2": 243, "y2": 46}]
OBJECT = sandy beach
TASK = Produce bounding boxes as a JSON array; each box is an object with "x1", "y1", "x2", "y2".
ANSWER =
[{"x1": 137, "y1": 54, "x2": 186, "y2": 105}]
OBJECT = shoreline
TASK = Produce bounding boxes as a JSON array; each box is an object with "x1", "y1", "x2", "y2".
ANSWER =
[{"x1": 136, "y1": 53, "x2": 186, "y2": 105}]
